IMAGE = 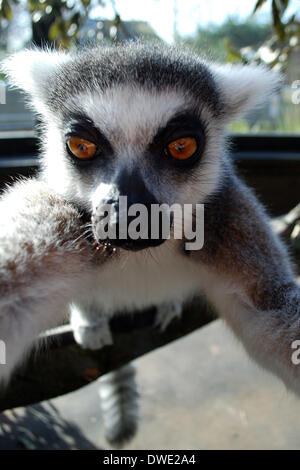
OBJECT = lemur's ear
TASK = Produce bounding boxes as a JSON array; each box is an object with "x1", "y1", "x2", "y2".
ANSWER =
[
  {"x1": 1, "y1": 48, "x2": 69, "y2": 113},
  {"x1": 210, "y1": 63, "x2": 283, "y2": 121}
]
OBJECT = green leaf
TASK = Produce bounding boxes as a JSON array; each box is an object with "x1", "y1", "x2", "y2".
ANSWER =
[
  {"x1": 71, "y1": 11, "x2": 81, "y2": 24},
  {"x1": 253, "y1": 0, "x2": 268, "y2": 14},
  {"x1": 49, "y1": 21, "x2": 60, "y2": 40},
  {"x1": 280, "y1": 0, "x2": 290, "y2": 11},
  {"x1": 0, "y1": 0, "x2": 13, "y2": 20},
  {"x1": 272, "y1": 0, "x2": 286, "y2": 41},
  {"x1": 224, "y1": 38, "x2": 246, "y2": 64}
]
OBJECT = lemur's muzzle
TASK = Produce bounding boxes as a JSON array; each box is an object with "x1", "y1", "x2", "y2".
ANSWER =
[{"x1": 92, "y1": 170, "x2": 172, "y2": 251}]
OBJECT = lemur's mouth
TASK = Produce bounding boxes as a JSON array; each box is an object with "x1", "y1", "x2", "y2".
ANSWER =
[
  {"x1": 78, "y1": 207, "x2": 167, "y2": 252},
  {"x1": 101, "y1": 237, "x2": 166, "y2": 252},
  {"x1": 91, "y1": 206, "x2": 172, "y2": 252}
]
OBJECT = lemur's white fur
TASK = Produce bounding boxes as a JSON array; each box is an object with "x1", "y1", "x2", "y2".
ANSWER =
[
  {"x1": 1, "y1": 46, "x2": 299, "y2": 436},
  {"x1": 210, "y1": 62, "x2": 282, "y2": 120},
  {"x1": 2, "y1": 49, "x2": 70, "y2": 115},
  {"x1": 42, "y1": 87, "x2": 222, "y2": 210}
]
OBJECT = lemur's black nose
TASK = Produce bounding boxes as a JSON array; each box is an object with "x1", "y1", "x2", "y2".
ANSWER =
[{"x1": 93, "y1": 170, "x2": 172, "y2": 251}]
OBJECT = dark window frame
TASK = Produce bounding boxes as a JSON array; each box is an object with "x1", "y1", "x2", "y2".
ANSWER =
[
  {"x1": 0, "y1": 133, "x2": 300, "y2": 163},
  {"x1": 0, "y1": 133, "x2": 299, "y2": 216}
]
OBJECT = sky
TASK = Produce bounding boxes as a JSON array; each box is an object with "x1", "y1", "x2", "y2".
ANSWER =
[
  {"x1": 90, "y1": 0, "x2": 274, "y2": 43},
  {"x1": 7, "y1": 0, "x2": 299, "y2": 51}
]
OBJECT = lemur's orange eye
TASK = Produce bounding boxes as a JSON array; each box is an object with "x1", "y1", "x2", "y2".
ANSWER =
[
  {"x1": 67, "y1": 137, "x2": 96, "y2": 160},
  {"x1": 166, "y1": 137, "x2": 197, "y2": 160}
]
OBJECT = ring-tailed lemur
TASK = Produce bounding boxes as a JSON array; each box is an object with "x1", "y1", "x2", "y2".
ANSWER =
[{"x1": 1, "y1": 43, "x2": 299, "y2": 446}]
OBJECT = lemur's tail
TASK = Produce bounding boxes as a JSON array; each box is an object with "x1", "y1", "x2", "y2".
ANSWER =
[{"x1": 98, "y1": 363, "x2": 139, "y2": 446}]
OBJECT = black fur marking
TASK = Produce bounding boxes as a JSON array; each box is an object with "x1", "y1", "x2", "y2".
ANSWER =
[
  {"x1": 63, "y1": 113, "x2": 114, "y2": 167},
  {"x1": 148, "y1": 112, "x2": 206, "y2": 169},
  {"x1": 45, "y1": 43, "x2": 223, "y2": 117}
]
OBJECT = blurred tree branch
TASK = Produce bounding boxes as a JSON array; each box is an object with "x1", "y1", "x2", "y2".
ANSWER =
[
  {"x1": 0, "y1": 0, "x2": 129, "y2": 48},
  {"x1": 226, "y1": 0, "x2": 300, "y2": 68}
]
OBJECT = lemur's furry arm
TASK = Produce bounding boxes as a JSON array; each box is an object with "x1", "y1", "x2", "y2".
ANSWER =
[
  {"x1": 193, "y1": 167, "x2": 300, "y2": 393},
  {"x1": 0, "y1": 179, "x2": 93, "y2": 384}
]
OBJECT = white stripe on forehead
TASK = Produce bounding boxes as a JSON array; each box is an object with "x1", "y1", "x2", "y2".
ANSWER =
[{"x1": 66, "y1": 85, "x2": 188, "y2": 149}]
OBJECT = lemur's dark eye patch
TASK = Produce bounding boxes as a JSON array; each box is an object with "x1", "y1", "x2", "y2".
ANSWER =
[
  {"x1": 149, "y1": 113, "x2": 206, "y2": 167},
  {"x1": 63, "y1": 113, "x2": 113, "y2": 165}
]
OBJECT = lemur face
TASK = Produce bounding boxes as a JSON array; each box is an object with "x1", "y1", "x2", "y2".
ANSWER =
[
  {"x1": 52, "y1": 85, "x2": 216, "y2": 250},
  {"x1": 2, "y1": 43, "x2": 281, "y2": 251}
]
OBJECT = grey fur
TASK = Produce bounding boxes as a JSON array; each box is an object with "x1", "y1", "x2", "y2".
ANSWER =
[
  {"x1": 43, "y1": 43, "x2": 223, "y2": 117},
  {"x1": 98, "y1": 363, "x2": 139, "y2": 446},
  {"x1": 0, "y1": 179, "x2": 95, "y2": 384}
]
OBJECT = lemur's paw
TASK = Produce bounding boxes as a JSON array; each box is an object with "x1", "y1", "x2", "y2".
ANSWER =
[
  {"x1": 73, "y1": 319, "x2": 113, "y2": 350},
  {"x1": 155, "y1": 302, "x2": 182, "y2": 331}
]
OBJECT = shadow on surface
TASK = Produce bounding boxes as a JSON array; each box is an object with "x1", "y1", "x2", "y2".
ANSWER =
[{"x1": 0, "y1": 402, "x2": 99, "y2": 450}]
